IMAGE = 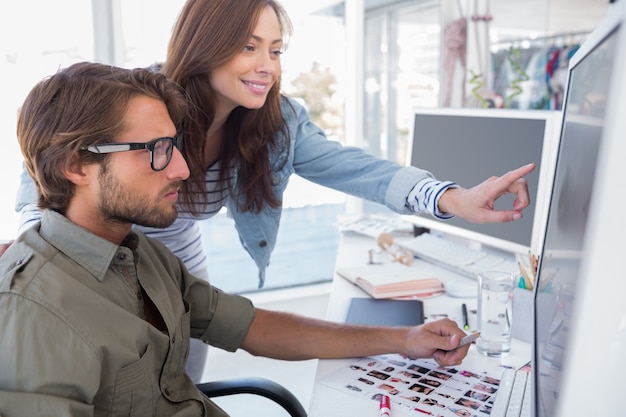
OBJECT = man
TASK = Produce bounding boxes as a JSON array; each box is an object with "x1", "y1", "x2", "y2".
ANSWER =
[{"x1": 0, "y1": 62, "x2": 469, "y2": 416}]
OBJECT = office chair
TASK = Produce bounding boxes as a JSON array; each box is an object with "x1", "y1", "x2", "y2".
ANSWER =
[{"x1": 196, "y1": 377, "x2": 308, "y2": 417}]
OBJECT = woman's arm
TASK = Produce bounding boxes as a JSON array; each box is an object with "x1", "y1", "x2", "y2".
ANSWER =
[
  {"x1": 15, "y1": 163, "x2": 42, "y2": 235},
  {"x1": 284, "y1": 97, "x2": 536, "y2": 224}
]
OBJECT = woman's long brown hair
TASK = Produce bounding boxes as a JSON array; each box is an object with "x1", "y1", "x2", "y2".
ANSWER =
[{"x1": 163, "y1": 0, "x2": 293, "y2": 215}]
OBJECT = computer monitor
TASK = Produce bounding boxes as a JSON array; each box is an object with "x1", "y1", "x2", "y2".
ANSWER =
[
  {"x1": 532, "y1": 1, "x2": 626, "y2": 416},
  {"x1": 403, "y1": 107, "x2": 560, "y2": 255}
]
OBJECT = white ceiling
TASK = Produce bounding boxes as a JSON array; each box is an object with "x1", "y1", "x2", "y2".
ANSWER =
[
  {"x1": 490, "y1": 0, "x2": 610, "y2": 33},
  {"x1": 303, "y1": 0, "x2": 611, "y2": 33}
]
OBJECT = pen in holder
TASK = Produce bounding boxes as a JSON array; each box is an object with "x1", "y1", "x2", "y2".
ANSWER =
[
  {"x1": 516, "y1": 251, "x2": 538, "y2": 290},
  {"x1": 376, "y1": 233, "x2": 413, "y2": 266}
]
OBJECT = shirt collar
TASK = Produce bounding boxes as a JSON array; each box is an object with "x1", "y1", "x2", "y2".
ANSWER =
[{"x1": 39, "y1": 210, "x2": 136, "y2": 282}]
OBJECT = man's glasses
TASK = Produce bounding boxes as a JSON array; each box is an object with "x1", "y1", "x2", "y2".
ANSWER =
[{"x1": 83, "y1": 132, "x2": 183, "y2": 172}]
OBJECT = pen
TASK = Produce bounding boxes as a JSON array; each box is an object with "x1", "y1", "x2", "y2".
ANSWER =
[
  {"x1": 445, "y1": 331, "x2": 480, "y2": 351},
  {"x1": 518, "y1": 262, "x2": 534, "y2": 290},
  {"x1": 461, "y1": 303, "x2": 469, "y2": 330},
  {"x1": 458, "y1": 331, "x2": 480, "y2": 347},
  {"x1": 379, "y1": 394, "x2": 391, "y2": 417},
  {"x1": 528, "y1": 250, "x2": 538, "y2": 276}
]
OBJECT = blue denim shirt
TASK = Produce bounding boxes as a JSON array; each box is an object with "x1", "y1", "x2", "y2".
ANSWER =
[{"x1": 15, "y1": 97, "x2": 435, "y2": 287}]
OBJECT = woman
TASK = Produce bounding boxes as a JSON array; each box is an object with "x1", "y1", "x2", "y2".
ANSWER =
[
  {"x1": 11, "y1": 0, "x2": 534, "y2": 381},
  {"x1": 149, "y1": 0, "x2": 534, "y2": 286}
]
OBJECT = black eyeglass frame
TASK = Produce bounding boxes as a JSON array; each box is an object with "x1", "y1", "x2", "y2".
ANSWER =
[{"x1": 83, "y1": 132, "x2": 183, "y2": 172}]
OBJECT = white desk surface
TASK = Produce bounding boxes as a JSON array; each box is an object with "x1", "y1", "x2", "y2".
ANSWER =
[{"x1": 308, "y1": 232, "x2": 531, "y2": 417}]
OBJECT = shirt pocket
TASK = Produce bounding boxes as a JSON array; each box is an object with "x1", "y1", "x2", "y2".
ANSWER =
[{"x1": 111, "y1": 343, "x2": 159, "y2": 417}]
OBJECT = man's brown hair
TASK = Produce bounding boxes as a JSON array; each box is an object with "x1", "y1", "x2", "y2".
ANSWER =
[{"x1": 17, "y1": 62, "x2": 189, "y2": 214}]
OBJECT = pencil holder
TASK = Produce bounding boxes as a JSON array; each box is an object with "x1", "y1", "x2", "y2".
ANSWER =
[{"x1": 511, "y1": 287, "x2": 533, "y2": 343}]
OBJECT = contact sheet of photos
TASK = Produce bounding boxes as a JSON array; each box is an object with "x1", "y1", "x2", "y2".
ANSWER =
[{"x1": 320, "y1": 354, "x2": 502, "y2": 416}]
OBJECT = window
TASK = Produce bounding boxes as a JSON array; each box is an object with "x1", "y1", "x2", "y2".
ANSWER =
[
  {"x1": 360, "y1": 0, "x2": 609, "y2": 175},
  {"x1": 0, "y1": 0, "x2": 95, "y2": 238},
  {"x1": 363, "y1": 1, "x2": 440, "y2": 165}
]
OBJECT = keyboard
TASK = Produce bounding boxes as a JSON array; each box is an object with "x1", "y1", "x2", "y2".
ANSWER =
[
  {"x1": 490, "y1": 367, "x2": 531, "y2": 417},
  {"x1": 398, "y1": 233, "x2": 520, "y2": 279},
  {"x1": 338, "y1": 214, "x2": 414, "y2": 238}
]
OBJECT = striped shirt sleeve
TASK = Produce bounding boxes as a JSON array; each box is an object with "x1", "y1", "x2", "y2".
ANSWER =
[{"x1": 407, "y1": 178, "x2": 459, "y2": 219}]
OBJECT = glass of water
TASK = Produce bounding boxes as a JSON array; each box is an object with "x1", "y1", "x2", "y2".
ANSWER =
[{"x1": 476, "y1": 271, "x2": 516, "y2": 357}]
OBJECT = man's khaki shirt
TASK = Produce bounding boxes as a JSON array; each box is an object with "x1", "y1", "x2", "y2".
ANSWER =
[{"x1": 0, "y1": 210, "x2": 256, "y2": 416}]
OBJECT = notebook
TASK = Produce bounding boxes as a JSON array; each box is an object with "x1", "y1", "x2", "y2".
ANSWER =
[
  {"x1": 336, "y1": 262, "x2": 444, "y2": 299},
  {"x1": 344, "y1": 297, "x2": 424, "y2": 326}
]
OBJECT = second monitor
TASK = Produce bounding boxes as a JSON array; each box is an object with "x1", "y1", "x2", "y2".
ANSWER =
[{"x1": 404, "y1": 107, "x2": 561, "y2": 255}]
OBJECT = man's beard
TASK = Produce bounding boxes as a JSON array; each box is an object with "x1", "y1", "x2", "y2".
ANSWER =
[{"x1": 98, "y1": 168, "x2": 180, "y2": 229}]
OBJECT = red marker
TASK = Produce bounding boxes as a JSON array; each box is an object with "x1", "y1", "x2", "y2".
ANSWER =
[{"x1": 379, "y1": 395, "x2": 391, "y2": 417}]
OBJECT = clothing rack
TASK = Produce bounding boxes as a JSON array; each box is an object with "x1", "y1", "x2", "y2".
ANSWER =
[
  {"x1": 490, "y1": 33, "x2": 584, "y2": 110},
  {"x1": 490, "y1": 30, "x2": 590, "y2": 51}
]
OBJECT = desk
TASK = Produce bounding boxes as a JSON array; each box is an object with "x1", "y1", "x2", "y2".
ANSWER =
[{"x1": 308, "y1": 232, "x2": 531, "y2": 417}]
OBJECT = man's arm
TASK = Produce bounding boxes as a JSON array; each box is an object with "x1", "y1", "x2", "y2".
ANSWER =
[{"x1": 240, "y1": 309, "x2": 469, "y2": 367}]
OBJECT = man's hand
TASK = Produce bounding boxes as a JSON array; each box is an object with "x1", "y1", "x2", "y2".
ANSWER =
[{"x1": 405, "y1": 318, "x2": 471, "y2": 367}]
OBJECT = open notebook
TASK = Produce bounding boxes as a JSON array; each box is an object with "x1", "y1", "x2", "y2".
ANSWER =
[{"x1": 336, "y1": 263, "x2": 444, "y2": 299}]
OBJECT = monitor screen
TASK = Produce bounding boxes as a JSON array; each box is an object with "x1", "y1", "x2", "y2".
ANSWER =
[
  {"x1": 532, "y1": 12, "x2": 619, "y2": 417},
  {"x1": 404, "y1": 108, "x2": 559, "y2": 255}
]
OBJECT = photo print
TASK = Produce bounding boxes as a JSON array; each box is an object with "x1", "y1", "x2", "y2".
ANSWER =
[{"x1": 320, "y1": 354, "x2": 504, "y2": 416}]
